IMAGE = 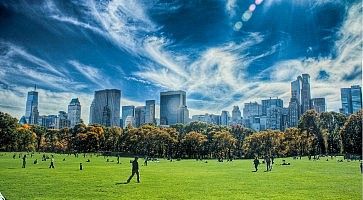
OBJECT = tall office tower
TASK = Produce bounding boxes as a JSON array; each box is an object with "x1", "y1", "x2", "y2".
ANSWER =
[
  {"x1": 220, "y1": 111, "x2": 230, "y2": 126},
  {"x1": 301, "y1": 74, "x2": 311, "y2": 114},
  {"x1": 288, "y1": 76, "x2": 303, "y2": 127},
  {"x1": 351, "y1": 85, "x2": 362, "y2": 113},
  {"x1": 262, "y1": 98, "x2": 283, "y2": 116},
  {"x1": 243, "y1": 102, "x2": 262, "y2": 119},
  {"x1": 243, "y1": 102, "x2": 262, "y2": 128},
  {"x1": 145, "y1": 100, "x2": 156, "y2": 124},
  {"x1": 340, "y1": 85, "x2": 362, "y2": 115},
  {"x1": 24, "y1": 86, "x2": 39, "y2": 124},
  {"x1": 160, "y1": 90, "x2": 189, "y2": 125},
  {"x1": 311, "y1": 98, "x2": 326, "y2": 113},
  {"x1": 122, "y1": 106, "x2": 135, "y2": 128},
  {"x1": 231, "y1": 106, "x2": 242, "y2": 125},
  {"x1": 135, "y1": 106, "x2": 146, "y2": 127},
  {"x1": 55, "y1": 111, "x2": 70, "y2": 129},
  {"x1": 89, "y1": 89, "x2": 121, "y2": 127},
  {"x1": 68, "y1": 98, "x2": 81, "y2": 127},
  {"x1": 263, "y1": 98, "x2": 284, "y2": 130}
]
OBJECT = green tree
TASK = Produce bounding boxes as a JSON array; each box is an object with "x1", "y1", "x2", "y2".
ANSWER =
[
  {"x1": 0, "y1": 112, "x2": 19, "y2": 151},
  {"x1": 340, "y1": 110, "x2": 362, "y2": 155}
]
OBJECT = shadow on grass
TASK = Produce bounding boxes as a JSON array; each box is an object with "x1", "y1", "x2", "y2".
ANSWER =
[{"x1": 115, "y1": 182, "x2": 128, "y2": 185}]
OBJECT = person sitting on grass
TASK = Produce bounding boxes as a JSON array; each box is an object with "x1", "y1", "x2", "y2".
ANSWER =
[
  {"x1": 281, "y1": 160, "x2": 290, "y2": 165},
  {"x1": 34, "y1": 159, "x2": 38, "y2": 164},
  {"x1": 126, "y1": 157, "x2": 140, "y2": 183},
  {"x1": 253, "y1": 157, "x2": 260, "y2": 172}
]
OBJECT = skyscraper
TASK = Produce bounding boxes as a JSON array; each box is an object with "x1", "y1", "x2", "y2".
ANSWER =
[
  {"x1": 311, "y1": 98, "x2": 326, "y2": 113},
  {"x1": 220, "y1": 111, "x2": 230, "y2": 126},
  {"x1": 122, "y1": 106, "x2": 135, "y2": 128},
  {"x1": 68, "y1": 98, "x2": 81, "y2": 127},
  {"x1": 231, "y1": 106, "x2": 242, "y2": 125},
  {"x1": 145, "y1": 100, "x2": 156, "y2": 124},
  {"x1": 55, "y1": 111, "x2": 70, "y2": 129},
  {"x1": 263, "y1": 98, "x2": 284, "y2": 130},
  {"x1": 160, "y1": 90, "x2": 189, "y2": 125},
  {"x1": 301, "y1": 74, "x2": 311, "y2": 114},
  {"x1": 24, "y1": 86, "x2": 39, "y2": 124},
  {"x1": 340, "y1": 85, "x2": 362, "y2": 115},
  {"x1": 351, "y1": 85, "x2": 362, "y2": 113},
  {"x1": 243, "y1": 102, "x2": 262, "y2": 129},
  {"x1": 135, "y1": 106, "x2": 146, "y2": 127},
  {"x1": 89, "y1": 89, "x2": 121, "y2": 127}
]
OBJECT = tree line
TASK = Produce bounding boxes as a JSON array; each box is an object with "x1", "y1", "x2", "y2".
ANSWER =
[{"x1": 0, "y1": 110, "x2": 361, "y2": 159}]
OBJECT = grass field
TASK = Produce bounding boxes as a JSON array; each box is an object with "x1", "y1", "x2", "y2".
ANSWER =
[{"x1": 0, "y1": 153, "x2": 361, "y2": 200}]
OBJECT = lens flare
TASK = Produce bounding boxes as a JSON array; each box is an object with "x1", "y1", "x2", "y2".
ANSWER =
[
  {"x1": 242, "y1": 11, "x2": 252, "y2": 22},
  {"x1": 234, "y1": 21, "x2": 243, "y2": 31},
  {"x1": 255, "y1": 0, "x2": 263, "y2": 5},
  {"x1": 249, "y1": 4, "x2": 256, "y2": 12}
]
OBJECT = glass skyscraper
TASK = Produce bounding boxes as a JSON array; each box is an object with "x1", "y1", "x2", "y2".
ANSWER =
[
  {"x1": 89, "y1": 89, "x2": 121, "y2": 127},
  {"x1": 301, "y1": 74, "x2": 311, "y2": 114},
  {"x1": 340, "y1": 85, "x2": 362, "y2": 115},
  {"x1": 145, "y1": 100, "x2": 156, "y2": 124},
  {"x1": 68, "y1": 98, "x2": 81, "y2": 127},
  {"x1": 311, "y1": 98, "x2": 326, "y2": 113},
  {"x1": 122, "y1": 105, "x2": 135, "y2": 128},
  {"x1": 24, "y1": 88, "x2": 39, "y2": 125},
  {"x1": 135, "y1": 106, "x2": 146, "y2": 127},
  {"x1": 160, "y1": 90, "x2": 189, "y2": 125}
]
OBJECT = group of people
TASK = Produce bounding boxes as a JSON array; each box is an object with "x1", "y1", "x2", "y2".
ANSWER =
[
  {"x1": 18, "y1": 153, "x2": 55, "y2": 169},
  {"x1": 253, "y1": 155, "x2": 274, "y2": 172}
]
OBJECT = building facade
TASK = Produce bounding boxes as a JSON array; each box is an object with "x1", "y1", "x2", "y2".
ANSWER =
[
  {"x1": 145, "y1": 100, "x2": 156, "y2": 124},
  {"x1": 340, "y1": 85, "x2": 362, "y2": 115},
  {"x1": 24, "y1": 89, "x2": 39, "y2": 124},
  {"x1": 160, "y1": 91, "x2": 189, "y2": 125},
  {"x1": 231, "y1": 106, "x2": 242, "y2": 125},
  {"x1": 135, "y1": 106, "x2": 146, "y2": 127},
  {"x1": 122, "y1": 106, "x2": 135, "y2": 128},
  {"x1": 89, "y1": 89, "x2": 121, "y2": 127},
  {"x1": 301, "y1": 74, "x2": 311, "y2": 114},
  {"x1": 311, "y1": 98, "x2": 326, "y2": 113},
  {"x1": 220, "y1": 111, "x2": 230, "y2": 126},
  {"x1": 68, "y1": 98, "x2": 81, "y2": 127}
]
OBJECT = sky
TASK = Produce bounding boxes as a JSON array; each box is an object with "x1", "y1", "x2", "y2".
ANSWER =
[{"x1": 0, "y1": 0, "x2": 362, "y2": 123}]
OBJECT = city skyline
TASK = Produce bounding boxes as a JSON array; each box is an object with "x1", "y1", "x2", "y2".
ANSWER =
[{"x1": 0, "y1": 1, "x2": 361, "y2": 123}]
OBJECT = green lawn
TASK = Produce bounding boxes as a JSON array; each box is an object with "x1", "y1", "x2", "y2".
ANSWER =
[{"x1": 0, "y1": 153, "x2": 361, "y2": 200}]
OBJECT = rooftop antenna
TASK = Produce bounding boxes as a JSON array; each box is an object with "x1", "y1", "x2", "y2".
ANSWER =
[{"x1": 34, "y1": 84, "x2": 37, "y2": 91}]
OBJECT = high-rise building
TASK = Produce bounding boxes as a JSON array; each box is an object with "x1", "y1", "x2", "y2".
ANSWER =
[
  {"x1": 351, "y1": 85, "x2": 362, "y2": 113},
  {"x1": 243, "y1": 102, "x2": 262, "y2": 129},
  {"x1": 288, "y1": 98, "x2": 300, "y2": 127},
  {"x1": 220, "y1": 111, "x2": 230, "y2": 126},
  {"x1": 122, "y1": 106, "x2": 135, "y2": 128},
  {"x1": 263, "y1": 98, "x2": 284, "y2": 130},
  {"x1": 55, "y1": 111, "x2": 70, "y2": 129},
  {"x1": 160, "y1": 90, "x2": 189, "y2": 125},
  {"x1": 89, "y1": 89, "x2": 121, "y2": 127},
  {"x1": 311, "y1": 98, "x2": 326, "y2": 113},
  {"x1": 68, "y1": 98, "x2": 81, "y2": 127},
  {"x1": 24, "y1": 87, "x2": 39, "y2": 124},
  {"x1": 301, "y1": 74, "x2": 311, "y2": 114},
  {"x1": 340, "y1": 85, "x2": 362, "y2": 115},
  {"x1": 135, "y1": 106, "x2": 146, "y2": 127},
  {"x1": 231, "y1": 106, "x2": 242, "y2": 125},
  {"x1": 145, "y1": 100, "x2": 156, "y2": 124}
]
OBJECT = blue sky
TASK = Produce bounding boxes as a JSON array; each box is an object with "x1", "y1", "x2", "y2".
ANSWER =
[{"x1": 0, "y1": 0, "x2": 361, "y2": 122}]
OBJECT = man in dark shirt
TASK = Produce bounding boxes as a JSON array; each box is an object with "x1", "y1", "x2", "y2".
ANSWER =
[
  {"x1": 253, "y1": 157, "x2": 260, "y2": 172},
  {"x1": 22, "y1": 155, "x2": 26, "y2": 168},
  {"x1": 265, "y1": 155, "x2": 271, "y2": 171},
  {"x1": 126, "y1": 157, "x2": 140, "y2": 183}
]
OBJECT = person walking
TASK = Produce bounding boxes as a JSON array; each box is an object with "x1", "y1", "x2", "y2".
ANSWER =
[
  {"x1": 265, "y1": 155, "x2": 271, "y2": 171},
  {"x1": 22, "y1": 155, "x2": 26, "y2": 168},
  {"x1": 253, "y1": 157, "x2": 260, "y2": 172},
  {"x1": 126, "y1": 157, "x2": 140, "y2": 183},
  {"x1": 49, "y1": 157, "x2": 55, "y2": 169}
]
